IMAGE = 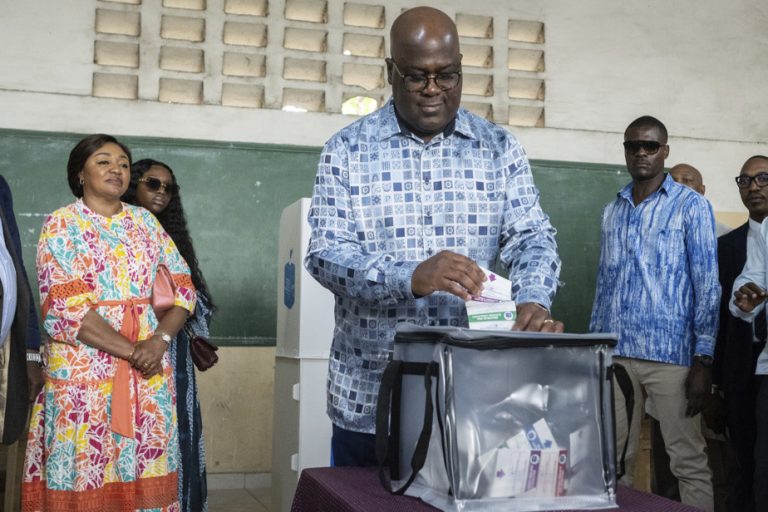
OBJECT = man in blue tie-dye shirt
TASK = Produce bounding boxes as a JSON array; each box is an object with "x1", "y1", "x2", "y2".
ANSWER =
[
  {"x1": 305, "y1": 6, "x2": 562, "y2": 467},
  {"x1": 590, "y1": 116, "x2": 719, "y2": 512}
]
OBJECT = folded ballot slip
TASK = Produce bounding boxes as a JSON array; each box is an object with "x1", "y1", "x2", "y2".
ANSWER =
[{"x1": 466, "y1": 268, "x2": 517, "y2": 330}]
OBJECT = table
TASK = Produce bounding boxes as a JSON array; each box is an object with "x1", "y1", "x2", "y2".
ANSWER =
[{"x1": 291, "y1": 467, "x2": 703, "y2": 512}]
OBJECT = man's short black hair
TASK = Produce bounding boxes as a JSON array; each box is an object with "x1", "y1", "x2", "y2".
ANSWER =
[
  {"x1": 743, "y1": 155, "x2": 768, "y2": 169},
  {"x1": 625, "y1": 116, "x2": 668, "y2": 142}
]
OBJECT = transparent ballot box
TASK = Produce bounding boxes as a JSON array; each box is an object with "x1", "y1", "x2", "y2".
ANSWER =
[{"x1": 376, "y1": 324, "x2": 619, "y2": 511}]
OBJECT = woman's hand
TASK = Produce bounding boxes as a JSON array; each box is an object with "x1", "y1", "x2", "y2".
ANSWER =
[{"x1": 129, "y1": 336, "x2": 167, "y2": 378}]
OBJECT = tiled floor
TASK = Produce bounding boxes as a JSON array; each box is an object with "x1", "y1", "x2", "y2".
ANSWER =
[{"x1": 209, "y1": 486, "x2": 272, "y2": 512}]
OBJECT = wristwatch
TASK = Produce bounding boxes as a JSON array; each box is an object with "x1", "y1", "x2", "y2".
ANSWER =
[
  {"x1": 156, "y1": 331, "x2": 172, "y2": 346},
  {"x1": 26, "y1": 351, "x2": 42, "y2": 364},
  {"x1": 693, "y1": 354, "x2": 713, "y2": 367}
]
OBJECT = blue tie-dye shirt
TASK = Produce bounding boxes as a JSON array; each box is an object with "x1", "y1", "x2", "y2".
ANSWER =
[
  {"x1": 305, "y1": 100, "x2": 561, "y2": 433},
  {"x1": 590, "y1": 174, "x2": 720, "y2": 366}
]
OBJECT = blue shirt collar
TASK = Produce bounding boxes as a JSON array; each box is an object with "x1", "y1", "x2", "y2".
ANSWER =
[
  {"x1": 375, "y1": 99, "x2": 476, "y2": 142},
  {"x1": 618, "y1": 173, "x2": 675, "y2": 203}
]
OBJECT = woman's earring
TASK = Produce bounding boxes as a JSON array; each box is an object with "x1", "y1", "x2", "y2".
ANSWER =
[{"x1": 79, "y1": 177, "x2": 84, "y2": 185}]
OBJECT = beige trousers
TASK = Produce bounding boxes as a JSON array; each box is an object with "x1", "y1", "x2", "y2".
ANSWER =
[{"x1": 613, "y1": 357, "x2": 714, "y2": 512}]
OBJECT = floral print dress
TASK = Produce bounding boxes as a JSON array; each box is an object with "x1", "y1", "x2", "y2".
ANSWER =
[{"x1": 22, "y1": 200, "x2": 196, "y2": 512}]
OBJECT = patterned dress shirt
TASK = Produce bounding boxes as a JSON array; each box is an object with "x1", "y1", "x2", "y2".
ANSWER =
[
  {"x1": 590, "y1": 174, "x2": 720, "y2": 366},
  {"x1": 305, "y1": 100, "x2": 561, "y2": 433}
]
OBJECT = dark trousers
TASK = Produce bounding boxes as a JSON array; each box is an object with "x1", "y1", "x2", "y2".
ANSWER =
[
  {"x1": 331, "y1": 424, "x2": 378, "y2": 467},
  {"x1": 755, "y1": 376, "x2": 768, "y2": 512}
]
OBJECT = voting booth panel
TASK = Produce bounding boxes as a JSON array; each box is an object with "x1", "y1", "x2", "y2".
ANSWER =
[{"x1": 272, "y1": 199, "x2": 335, "y2": 512}]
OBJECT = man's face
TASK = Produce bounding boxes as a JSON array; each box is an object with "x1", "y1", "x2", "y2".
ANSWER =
[
  {"x1": 738, "y1": 158, "x2": 768, "y2": 220},
  {"x1": 623, "y1": 126, "x2": 669, "y2": 182},
  {"x1": 387, "y1": 43, "x2": 462, "y2": 141},
  {"x1": 670, "y1": 166, "x2": 705, "y2": 195}
]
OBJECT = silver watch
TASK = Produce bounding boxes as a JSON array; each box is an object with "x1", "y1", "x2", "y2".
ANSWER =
[{"x1": 156, "y1": 331, "x2": 172, "y2": 345}]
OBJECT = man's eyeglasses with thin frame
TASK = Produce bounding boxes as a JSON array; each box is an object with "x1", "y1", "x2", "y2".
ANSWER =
[
  {"x1": 622, "y1": 140, "x2": 666, "y2": 155},
  {"x1": 139, "y1": 176, "x2": 179, "y2": 195},
  {"x1": 389, "y1": 60, "x2": 462, "y2": 92},
  {"x1": 735, "y1": 172, "x2": 768, "y2": 189}
]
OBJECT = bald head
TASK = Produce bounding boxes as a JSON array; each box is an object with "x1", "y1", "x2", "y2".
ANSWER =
[
  {"x1": 386, "y1": 7, "x2": 463, "y2": 142},
  {"x1": 670, "y1": 163, "x2": 705, "y2": 195},
  {"x1": 390, "y1": 7, "x2": 459, "y2": 62}
]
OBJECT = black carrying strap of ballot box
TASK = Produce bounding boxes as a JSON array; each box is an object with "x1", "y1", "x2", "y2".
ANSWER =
[
  {"x1": 376, "y1": 360, "x2": 441, "y2": 495},
  {"x1": 610, "y1": 363, "x2": 634, "y2": 480}
]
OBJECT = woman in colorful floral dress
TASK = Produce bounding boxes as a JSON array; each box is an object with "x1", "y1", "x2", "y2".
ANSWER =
[
  {"x1": 22, "y1": 134, "x2": 196, "y2": 511},
  {"x1": 124, "y1": 159, "x2": 215, "y2": 511}
]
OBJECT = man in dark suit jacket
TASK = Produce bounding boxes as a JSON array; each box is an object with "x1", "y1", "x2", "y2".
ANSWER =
[
  {"x1": 0, "y1": 174, "x2": 42, "y2": 445},
  {"x1": 713, "y1": 155, "x2": 768, "y2": 512}
]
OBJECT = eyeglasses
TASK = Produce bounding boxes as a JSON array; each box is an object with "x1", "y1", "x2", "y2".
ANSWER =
[
  {"x1": 139, "y1": 177, "x2": 179, "y2": 195},
  {"x1": 623, "y1": 140, "x2": 666, "y2": 155},
  {"x1": 735, "y1": 172, "x2": 768, "y2": 189},
  {"x1": 389, "y1": 60, "x2": 462, "y2": 92}
]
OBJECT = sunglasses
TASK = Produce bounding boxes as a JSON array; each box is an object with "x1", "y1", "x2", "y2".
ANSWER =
[
  {"x1": 623, "y1": 140, "x2": 666, "y2": 155},
  {"x1": 139, "y1": 177, "x2": 179, "y2": 195},
  {"x1": 735, "y1": 172, "x2": 768, "y2": 189}
]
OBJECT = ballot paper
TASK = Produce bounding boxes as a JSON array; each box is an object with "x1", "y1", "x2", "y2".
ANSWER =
[
  {"x1": 466, "y1": 268, "x2": 517, "y2": 330},
  {"x1": 480, "y1": 418, "x2": 568, "y2": 498}
]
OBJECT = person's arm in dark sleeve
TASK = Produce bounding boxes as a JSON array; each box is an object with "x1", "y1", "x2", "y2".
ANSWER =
[{"x1": 0, "y1": 176, "x2": 41, "y2": 350}]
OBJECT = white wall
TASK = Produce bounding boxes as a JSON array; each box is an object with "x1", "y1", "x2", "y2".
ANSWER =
[{"x1": 1, "y1": 0, "x2": 766, "y2": 213}]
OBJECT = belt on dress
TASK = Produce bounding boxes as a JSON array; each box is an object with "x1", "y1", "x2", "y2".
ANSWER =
[{"x1": 97, "y1": 296, "x2": 151, "y2": 439}]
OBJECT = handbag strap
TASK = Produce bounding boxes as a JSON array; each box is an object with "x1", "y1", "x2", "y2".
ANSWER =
[
  {"x1": 610, "y1": 363, "x2": 634, "y2": 479},
  {"x1": 376, "y1": 360, "x2": 438, "y2": 495}
]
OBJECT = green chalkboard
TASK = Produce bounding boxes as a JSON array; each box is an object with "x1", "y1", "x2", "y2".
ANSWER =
[{"x1": 0, "y1": 128, "x2": 628, "y2": 344}]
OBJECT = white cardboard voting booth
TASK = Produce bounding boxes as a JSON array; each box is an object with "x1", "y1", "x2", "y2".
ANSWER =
[{"x1": 272, "y1": 198, "x2": 335, "y2": 512}]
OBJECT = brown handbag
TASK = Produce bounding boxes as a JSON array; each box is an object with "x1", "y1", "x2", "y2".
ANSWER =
[
  {"x1": 152, "y1": 265, "x2": 219, "y2": 371},
  {"x1": 190, "y1": 334, "x2": 219, "y2": 371}
]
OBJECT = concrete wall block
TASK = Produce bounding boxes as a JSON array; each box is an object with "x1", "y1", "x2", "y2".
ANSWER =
[
  {"x1": 160, "y1": 47, "x2": 205, "y2": 72},
  {"x1": 342, "y1": 63, "x2": 384, "y2": 91},
  {"x1": 508, "y1": 48, "x2": 544, "y2": 72},
  {"x1": 158, "y1": 77, "x2": 204, "y2": 103},
  {"x1": 223, "y1": 21, "x2": 267, "y2": 47},
  {"x1": 282, "y1": 87, "x2": 325, "y2": 112},
  {"x1": 161, "y1": 15, "x2": 206, "y2": 42},
  {"x1": 342, "y1": 33, "x2": 383, "y2": 58},
  {"x1": 463, "y1": 101, "x2": 493, "y2": 121},
  {"x1": 224, "y1": 0, "x2": 268, "y2": 16},
  {"x1": 222, "y1": 51, "x2": 266, "y2": 77},
  {"x1": 163, "y1": 0, "x2": 207, "y2": 10},
  {"x1": 92, "y1": 72, "x2": 138, "y2": 99},
  {"x1": 508, "y1": 77, "x2": 544, "y2": 100},
  {"x1": 462, "y1": 43, "x2": 493, "y2": 68},
  {"x1": 283, "y1": 57, "x2": 326, "y2": 82},
  {"x1": 463, "y1": 73, "x2": 493, "y2": 97},
  {"x1": 96, "y1": 9, "x2": 141, "y2": 36},
  {"x1": 94, "y1": 41, "x2": 140, "y2": 68},
  {"x1": 508, "y1": 104, "x2": 544, "y2": 127},
  {"x1": 508, "y1": 20, "x2": 545, "y2": 44},
  {"x1": 283, "y1": 27, "x2": 327, "y2": 52},
  {"x1": 284, "y1": 0, "x2": 327, "y2": 24},
  {"x1": 221, "y1": 82, "x2": 264, "y2": 107},
  {"x1": 343, "y1": 3, "x2": 385, "y2": 29},
  {"x1": 456, "y1": 13, "x2": 493, "y2": 39}
]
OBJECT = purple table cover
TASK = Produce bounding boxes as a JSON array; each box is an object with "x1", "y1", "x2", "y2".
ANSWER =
[{"x1": 291, "y1": 467, "x2": 703, "y2": 512}]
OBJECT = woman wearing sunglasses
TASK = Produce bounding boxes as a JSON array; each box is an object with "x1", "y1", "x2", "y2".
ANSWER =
[
  {"x1": 124, "y1": 159, "x2": 216, "y2": 512},
  {"x1": 23, "y1": 135, "x2": 196, "y2": 511}
]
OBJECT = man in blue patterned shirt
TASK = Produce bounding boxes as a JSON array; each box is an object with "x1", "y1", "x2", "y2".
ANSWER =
[
  {"x1": 305, "y1": 6, "x2": 562, "y2": 467},
  {"x1": 590, "y1": 116, "x2": 719, "y2": 511}
]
